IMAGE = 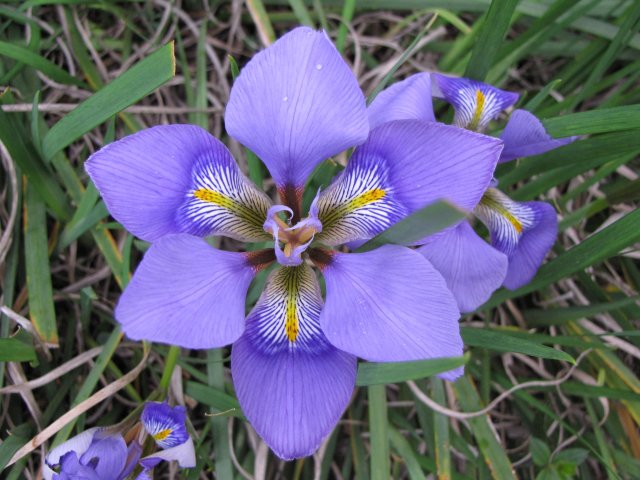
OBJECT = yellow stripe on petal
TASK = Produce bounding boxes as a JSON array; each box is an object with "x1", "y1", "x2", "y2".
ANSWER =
[
  {"x1": 153, "y1": 428, "x2": 173, "y2": 442},
  {"x1": 468, "y1": 89, "x2": 485, "y2": 131}
]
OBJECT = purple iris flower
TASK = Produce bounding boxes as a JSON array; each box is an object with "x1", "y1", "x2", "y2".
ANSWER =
[
  {"x1": 43, "y1": 428, "x2": 141, "y2": 480},
  {"x1": 43, "y1": 402, "x2": 194, "y2": 479},
  {"x1": 369, "y1": 73, "x2": 575, "y2": 311},
  {"x1": 85, "y1": 27, "x2": 503, "y2": 459},
  {"x1": 138, "y1": 402, "x2": 196, "y2": 474}
]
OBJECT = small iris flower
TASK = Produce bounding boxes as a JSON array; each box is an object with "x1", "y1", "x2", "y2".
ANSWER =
[
  {"x1": 368, "y1": 72, "x2": 576, "y2": 311},
  {"x1": 138, "y1": 402, "x2": 196, "y2": 475},
  {"x1": 43, "y1": 428, "x2": 140, "y2": 480},
  {"x1": 86, "y1": 27, "x2": 504, "y2": 459},
  {"x1": 43, "y1": 402, "x2": 194, "y2": 479}
]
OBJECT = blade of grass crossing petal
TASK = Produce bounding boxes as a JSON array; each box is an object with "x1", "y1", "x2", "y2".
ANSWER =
[
  {"x1": 484, "y1": 208, "x2": 640, "y2": 308},
  {"x1": 368, "y1": 384, "x2": 390, "y2": 480},
  {"x1": 431, "y1": 378, "x2": 452, "y2": 480},
  {"x1": 24, "y1": 181, "x2": 58, "y2": 345},
  {"x1": 42, "y1": 42, "x2": 176, "y2": 160},
  {"x1": 336, "y1": 0, "x2": 356, "y2": 53},
  {"x1": 51, "y1": 327, "x2": 123, "y2": 446},
  {"x1": 388, "y1": 425, "x2": 426, "y2": 480},
  {"x1": 452, "y1": 377, "x2": 517, "y2": 480},
  {"x1": 463, "y1": 0, "x2": 518, "y2": 80},
  {"x1": 461, "y1": 328, "x2": 574, "y2": 363},
  {"x1": 356, "y1": 201, "x2": 465, "y2": 252},
  {"x1": 356, "y1": 355, "x2": 468, "y2": 386},
  {"x1": 208, "y1": 348, "x2": 234, "y2": 479}
]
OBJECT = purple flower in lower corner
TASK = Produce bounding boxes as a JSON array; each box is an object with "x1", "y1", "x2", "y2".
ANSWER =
[
  {"x1": 43, "y1": 428, "x2": 141, "y2": 480},
  {"x1": 43, "y1": 402, "x2": 194, "y2": 479},
  {"x1": 366, "y1": 71, "x2": 576, "y2": 311},
  {"x1": 85, "y1": 27, "x2": 504, "y2": 460}
]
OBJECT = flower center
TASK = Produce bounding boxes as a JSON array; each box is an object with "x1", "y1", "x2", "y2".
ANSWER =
[{"x1": 263, "y1": 205, "x2": 323, "y2": 266}]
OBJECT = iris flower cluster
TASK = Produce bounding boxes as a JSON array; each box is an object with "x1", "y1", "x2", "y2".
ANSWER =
[
  {"x1": 84, "y1": 27, "x2": 574, "y2": 460},
  {"x1": 44, "y1": 402, "x2": 195, "y2": 479}
]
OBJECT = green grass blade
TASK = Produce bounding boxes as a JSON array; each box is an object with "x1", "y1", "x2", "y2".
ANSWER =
[
  {"x1": 356, "y1": 355, "x2": 468, "y2": 386},
  {"x1": 0, "y1": 109, "x2": 70, "y2": 220},
  {"x1": 42, "y1": 42, "x2": 176, "y2": 160},
  {"x1": 23, "y1": 181, "x2": 58, "y2": 345},
  {"x1": 368, "y1": 384, "x2": 390, "y2": 480},
  {"x1": 542, "y1": 105, "x2": 640, "y2": 136},
  {"x1": 356, "y1": 201, "x2": 465, "y2": 252},
  {"x1": 0, "y1": 40, "x2": 83, "y2": 86},
  {"x1": 461, "y1": 328, "x2": 575, "y2": 363},
  {"x1": 453, "y1": 377, "x2": 517, "y2": 480},
  {"x1": 0, "y1": 338, "x2": 36, "y2": 362},
  {"x1": 463, "y1": 0, "x2": 518, "y2": 80}
]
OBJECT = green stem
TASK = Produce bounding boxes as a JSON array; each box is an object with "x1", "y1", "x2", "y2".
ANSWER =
[{"x1": 159, "y1": 345, "x2": 181, "y2": 392}]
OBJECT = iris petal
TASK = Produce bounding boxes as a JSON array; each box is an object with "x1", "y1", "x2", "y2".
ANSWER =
[
  {"x1": 367, "y1": 72, "x2": 435, "y2": 129},
  {"x1": 140, "y1": 438, "x2": 196, "y2": 469},
  {"x1": 432, "y1": 74, "x2": 519, "y2": 132},
  {"x1": 79, "y1": 435, "x2": 128, "y2": 479},
  {"x1": 116, "y1": 234, "x2": 257, "y2": 349},
  {"x1": 44, "y1": 428, "x2": 102, "y2": 479},
  {"x1": 225, "y1": 27, "x2": 369, "y2": 190},
  {"x1": 499, "y1": 109, "x2": 577, "y2": 163},
  {"x1": 318, "y1": 246, "x2": 463, "y2": 380},
  {"x1": 418, "y1": 222, "x2": 508, "y2": 312},
  {"x1": 317, "y1": 120, "x2": 503, "y2": 245},
  {"x1": 473, "y1": 189, "x2": 557, "y2": 289},
  {"x1": 231, "y1": 265, "x2": 357, "y2": 460},
  {"x1": 86, "y1": 124, "x2": 272, "y2": 243}
]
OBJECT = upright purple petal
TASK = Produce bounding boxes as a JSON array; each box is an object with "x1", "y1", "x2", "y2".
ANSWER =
[
  {"x1": 141, "y1": 402, "x2": 189, "y2": 449},
  {"x1": 116, "y1": 234, "x2": 260, "y2": 349},
  {"x1": 79, "y1": 436, "x2": 128, "y2": 479},
  {"x1": 86, "y1": 125, "x2": 272, "y2": 243},
  {"x1": 367, "y1": 73, "x2": 435, "y2": 129},
  {"x1": 432, "y1": 73, "x2": 519, "y2": 132},
  {"x1": 503, "y1": 201, "x2": 557, "y2": 289},
  {"x1": 499, "y1": 109, "x2": 577, "y2": 163},
  {"x1": 317, "y1": 246, "x2": 463, "y2": 380},
  {"x1": 225, "y1": 27, "x2": 369, "y2": 190},
  {"x1": 231, "y1": 265, "x2": 357, "y2": 460},
  {"x1": 315, "y1": 120, "x2": 502, "y2": 245},
  {"x1": 473, "y1": 189, "x2": 557, "y2": 289},
  {"x1": 314, "y1": 148, "x2": 407, "y2": 245},
  {"x1": 418, "y1": 222, "x2": 508, "y2": 313}
]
